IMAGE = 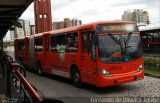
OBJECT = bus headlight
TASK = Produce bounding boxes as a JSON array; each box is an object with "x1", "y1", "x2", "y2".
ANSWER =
[
  {"x1": 99, "y1": 68, "x2": 112, "y2": 77},
  {"x1": 136, "y1": 64, "x2": 143, "y2": 72}
]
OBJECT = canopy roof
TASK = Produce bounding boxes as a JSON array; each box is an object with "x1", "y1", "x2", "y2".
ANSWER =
[{"x1": 0, "y1": 0, "x2": 33, "y2": 39}]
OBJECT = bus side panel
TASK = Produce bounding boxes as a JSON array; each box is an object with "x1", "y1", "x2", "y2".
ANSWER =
[
  {"x1": 49, "y1": 51, "x2": 70, "y2": 78},
  {"x1": 23, "y1": 38, "x2": 30, "y2": 67},
  {"x1": 15, "y1": 39, "x2": 25, "y2": 63},
  {"x1": 41, "y1": 35, "x2": 51, "y2": 74}
]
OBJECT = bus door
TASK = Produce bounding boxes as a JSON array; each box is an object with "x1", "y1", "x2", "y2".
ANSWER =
[
  {"x1": 81, "y1": 29, "x2": 97, "y2": 84},
  {"x1": 43, "y1": 35, "x2": 50, "y2": 73}
]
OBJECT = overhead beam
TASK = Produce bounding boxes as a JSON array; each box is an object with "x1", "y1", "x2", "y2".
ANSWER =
[
  {"x1": 0, "y1": 0, "x2": 34, "y2": 39},
  {"x1": 0, "y1": 16, "x2": 17, "y2": 18},
  {"x1": 0, "y1": 5, "x2": 25, "y2": 9},
  {"x1": 0, "y1": 9, "x2": 21, "y2": 14},
  {"x1": 0, "y1": 20, "x2": 13, "y2": 23},
  {"x1": 0, "y1": 17, "x2": 16, "y2": 22},
  {"x1": 0, "y1": 14, "x2": 19, "y2": 17}
]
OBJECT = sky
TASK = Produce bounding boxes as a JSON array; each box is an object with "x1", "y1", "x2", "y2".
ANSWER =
[{"x1": 4, "y1": 0, "x2": 160, "y2": 40}]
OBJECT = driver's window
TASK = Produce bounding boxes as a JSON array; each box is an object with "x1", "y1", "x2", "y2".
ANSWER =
[
  {"x1": 82, "y1": 32, "x2": 88, "y2": 52},
  {"x1": 89, "y1": 31, "x2": 96, "y2": 60}
]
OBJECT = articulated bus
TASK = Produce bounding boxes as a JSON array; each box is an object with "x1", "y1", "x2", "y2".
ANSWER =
[{"x1": 14, "y1": 21, "x2": 144, "y2": 87}]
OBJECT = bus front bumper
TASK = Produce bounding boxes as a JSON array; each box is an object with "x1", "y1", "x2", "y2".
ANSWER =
[{"x1": 95, "y1": 69, "x2": 144, "y2": 87}]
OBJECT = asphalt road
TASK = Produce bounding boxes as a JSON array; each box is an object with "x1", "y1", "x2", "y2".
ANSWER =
[{"x1": 26, "y1": 70, "x2": 160, "y2": 103}]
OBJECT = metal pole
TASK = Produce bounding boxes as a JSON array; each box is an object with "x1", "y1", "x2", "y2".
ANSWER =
[{"x1": 0, "y1": 39, "x2": 3, "y2": 51}]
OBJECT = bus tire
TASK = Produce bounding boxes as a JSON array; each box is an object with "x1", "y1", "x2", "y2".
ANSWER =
[
  {"x1": 71, "y1": 68, "x2": 82, "y2": 88},
  {"x1": 37, "y1": 62, "x2": 43, "y2": 76}
]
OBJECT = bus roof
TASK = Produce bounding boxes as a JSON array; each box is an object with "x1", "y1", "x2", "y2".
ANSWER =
[
  {"x1": 15, "y1": 21, "x2": 136, "y2": 39},
  {"x1": 14, "y1": 36, "x2": 29, "y2": 40},
  {"x1": 48, "y1": 21, "x2": 135, "y2": 35}
]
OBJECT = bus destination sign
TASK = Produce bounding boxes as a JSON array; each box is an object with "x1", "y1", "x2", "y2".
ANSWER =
[{"x1": 97, "y1": 23, "x2": 138, "y2": 33}]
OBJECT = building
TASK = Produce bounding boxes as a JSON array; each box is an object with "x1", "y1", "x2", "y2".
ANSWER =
[
  {"x1": 10, "y1": 19, "x2": 31, "y2": 40},
  {"x1": 122, "y1": 10, "x2": 133, "y2": 22},
  {"x1": 122, "y1": 9, "x2": 149, "y2": 24},
  {"x1": 53, "y1": 18, "x2": 82, "y2": 30},
  {"x1": 10, "y1": 30, "x2": 15, "y2": 41},
  {"x1": 24, "y1": 20, "x2": 31, "y2": 36},
  {"x1": 142, "y1": 11, "x2": 149, "y2": 24},
  {"x1": 30, "y1": 25, "x2": 36, "y2": 35}
]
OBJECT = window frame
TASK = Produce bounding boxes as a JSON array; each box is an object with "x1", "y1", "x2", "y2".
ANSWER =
[
  {"x1": 50, "y1": 35, "x2": 57, "y2": 52},
  {"x1": 34, "y1": 37, "x2": 43, "y2": 52},
  {"x1": 17, "y1": 40, "x2": 25, "y2": 51},
  {"x1": 66, "y1": 32, "x2": 78, "y2": 52}
]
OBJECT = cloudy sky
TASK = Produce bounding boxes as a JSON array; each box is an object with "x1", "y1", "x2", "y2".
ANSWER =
[
  {"x1": 20, "y1": 0, "x2": 160, "y2": 25},
  {"x1": 3, "y1": 0, "x2": 160, "y2": 40}
]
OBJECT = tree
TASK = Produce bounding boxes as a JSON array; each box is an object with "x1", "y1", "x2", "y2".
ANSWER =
[{"x1": 10, "y1": 20, "x2": 22, "y2": 30}]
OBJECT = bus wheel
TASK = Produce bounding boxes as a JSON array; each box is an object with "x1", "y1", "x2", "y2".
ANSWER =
[
  {"x1": 71, "y1": 68, "x2": 82, "y2": 87},
  {"x1": 37, "y1": 62, "x2": 43, "y2": 76}
]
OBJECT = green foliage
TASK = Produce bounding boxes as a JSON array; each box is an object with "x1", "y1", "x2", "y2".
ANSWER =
[
  {"x1": 144, "y1": 57, "x2": 160, "y2": 67},
  {"x1": 3, "y1": 41, "x2": 10, "y2": 48},
  {"x1": 10, "y1": 20, "x2": 22, "y2": 30},
  {"x1": 145, "y1": 68, "x2": 160, "y2": 77},
  {"x1": 13, "y1": 21, "x2": 22, "y2": 28}
]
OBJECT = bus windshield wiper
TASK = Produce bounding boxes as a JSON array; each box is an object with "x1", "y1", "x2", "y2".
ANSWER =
[
  {"x1": 108, "y1": 33, "x2": 121, "y2": 45},
  {"x1": 124, "y1": 32, "x2": 132, "y2": 46}
]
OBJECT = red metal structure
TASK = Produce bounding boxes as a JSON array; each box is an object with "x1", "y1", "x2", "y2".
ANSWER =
[
  {"x1": 14, "y1": 21, "x2": 144, "y2": 87},
  {"x1": 34, "y1": 0, "x2": 52, "y2": 34}
]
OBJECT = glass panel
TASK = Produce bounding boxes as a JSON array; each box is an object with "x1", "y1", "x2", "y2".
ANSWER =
[
  {"x1": 66, "y1": 32, "x2": 78, "y2": 51},
  {"x1": 51, "y1": 36, "x2": 56, "y2": 51},
  {"x1": 98, "y1": 34, "x2": 142, "y2": 63},
  {"x1": 35, "y1": 38, "x2": 43, "y2": 52},
  {"x1": 18, "y1": 40, "x2": 25, "y2": 50},
  {"x1": 82, "y1": 32, "x2": 87, "y2": 52},
  {"x1": 122, "y1": 34, "x2": 142, "y2": 61},
  {"x1": 56, "y1": 34, "x2": 66, "y2": 53}
]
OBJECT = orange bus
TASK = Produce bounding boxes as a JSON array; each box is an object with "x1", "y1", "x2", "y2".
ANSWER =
[{"x1": 14, "y1": 21, "x2": 144, "y2": 87}]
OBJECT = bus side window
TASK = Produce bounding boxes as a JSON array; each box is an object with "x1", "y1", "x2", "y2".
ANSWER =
[
  {"x1": 89, "y1": 31, "x2": 96, "y2": 60},
  {"x1": 51, "y1": 36, "x2": 56, "y2": 52},
  {"x1": 66, "y1": 32, "x2": 78, "y2": 51},
  {"x1": 35, "y1": 37, "x2": 43, "y2": 52},
  {"x1": 18, "y1": 40, "x2": 25, "y2": 50},
  {"x1": 82, "y1": 32, "x2": 87, "y2": 52},
  {"x1": 26, "y1": 39, "x2": 29, "y2": 51},
  {"x1": 45, "y1": 36, "x2": 49, "y2": 52},
  {"x1": 56, "y1": 34, "x2": 66, "y2": 53}
]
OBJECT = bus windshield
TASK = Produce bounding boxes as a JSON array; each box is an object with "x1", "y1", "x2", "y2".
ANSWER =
[{"x1": 98, "y1": 33, "x2": 142, "y2": 63}]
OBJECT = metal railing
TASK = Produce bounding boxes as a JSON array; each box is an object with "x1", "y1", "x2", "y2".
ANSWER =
[{"x1": 0, "y1": 50, "x2": 63, "y2": 103}]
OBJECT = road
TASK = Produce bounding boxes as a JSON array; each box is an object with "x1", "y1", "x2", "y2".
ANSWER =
[{"x1": 26, "y1": 70, "x2": 160, "y2": 103}]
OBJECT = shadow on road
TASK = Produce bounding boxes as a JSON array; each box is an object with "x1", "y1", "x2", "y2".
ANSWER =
[
  {"x1": 83, "y1": 84, "x2": 130, "y2": 95},
  {"x1": 26, "y1": 68, "x2": 136, "y2": 95}
]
